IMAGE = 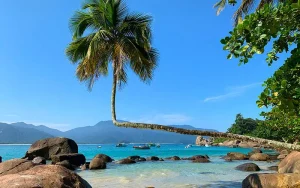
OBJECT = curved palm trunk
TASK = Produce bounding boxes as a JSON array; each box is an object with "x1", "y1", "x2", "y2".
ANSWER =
[{"x1": 111, "y1": 74, "x2": 300, "y2": 150}]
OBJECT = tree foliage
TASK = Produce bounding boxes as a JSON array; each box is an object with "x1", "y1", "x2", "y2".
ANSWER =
[
  {"x1": 227, "y1": 114, "x2": 298, "y2": 143},
  {"x1": 221, "y1": 1, "x2": 300, "y2": 143},
  {"x1": 227, "y1": 113, "x2": 258, "y2": 135},
  {"x1": 66, "y1": 0, "x2": 158, "y2": 90}
]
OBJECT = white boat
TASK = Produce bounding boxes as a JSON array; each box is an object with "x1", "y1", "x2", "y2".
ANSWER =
[
  {"x1": 185, "y1": 144, "x2": 192, "y2": 148},
  {"x1": 205, "y1": 144, "x2": 210, "y2": 147},
  {"x1": 116, "y1": 143, "x2": 127, "y2": 147},
  {"x1": 97, "y1": 146, "x2": 101, "y2": 148}
]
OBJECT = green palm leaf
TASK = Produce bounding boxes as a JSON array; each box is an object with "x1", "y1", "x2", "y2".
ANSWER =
[{"x1": 214, "y1": 0, "x2": 291, "y2": 25}]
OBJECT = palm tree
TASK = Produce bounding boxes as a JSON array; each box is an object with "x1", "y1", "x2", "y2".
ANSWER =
[
  {"x1": 66, "y1": 0, "x2": 300, "y2": 150},
  {"x1": 66, "y1": 0, "x2": 158, "y2": 121},
  {"x1": 214, "y1": 0, "x2": 290, "y2": 25}
]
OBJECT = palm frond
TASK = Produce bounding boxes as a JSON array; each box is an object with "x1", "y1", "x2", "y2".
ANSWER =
[
  {"x1": 214, "y1": 0, "x2": 288, "y2": 25},
  {"x1": 76, "y1": 41, "x2": 111, "y2": 90},
  {"x1": 130, "y1": 48, "x2": 158, "y2": 82},
  {"x1": 214, "y1": 0, "x2": 227, "y2": 15},
  {"x1": 66, "y1": 33, "x2": 96, "y2": 63},
  {"x1": 70, "y1": 11, "x2": 95, "y2": 39},
  {"x1": 233, "y1": 0, "x2": 256, "y2": 25},
  {"x1": 82, "y1": 0, "x2": 100, "y2": 9},
  {"x1": 76, "y1": 59, "x2": 109, "y2": 90},
  {"x1": 120, "y1": 13, "x2": 152, "y2": 37},
  {"x1": 112, "y1": 0, "x2": 128, "y2": 27},
  {"x1": 122, "y1": 36, "x2": 158, "y2": 82},
  {"x1": 257, "y1": 0, "x2": 274, "y2": 9}
]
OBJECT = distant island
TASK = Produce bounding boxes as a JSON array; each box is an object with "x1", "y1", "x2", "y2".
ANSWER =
[{"x1": 0, "y1": 121, "x2": 217, "y2": 144}]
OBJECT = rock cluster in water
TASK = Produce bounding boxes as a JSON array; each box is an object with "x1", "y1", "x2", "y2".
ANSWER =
[
  {"x1": 1, "y1": 137, "x2": 299, "y2": 188},
  {"x1": 241, "y1": 150, "x2": 300, "y2": 187},
  {"x1": 0, "y1": 137, "x2": 92, "y2": 188}
]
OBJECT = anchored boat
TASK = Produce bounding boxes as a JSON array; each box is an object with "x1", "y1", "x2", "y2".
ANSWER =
[
  {"x1": 116, "y1": 143, "x2": 127, "y2": 147},
  {"x1": 133, "y1": 145, "x2": 150, "y2": 150},
  {"x1": 147, "y1": 142, "x2": 156, "y2": 147}
]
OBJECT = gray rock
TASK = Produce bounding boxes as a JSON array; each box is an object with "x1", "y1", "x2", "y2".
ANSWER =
[
  {"x1": 137, "y1": 157, "x2": 146, "y2": 162},
  {"x1": 248, "y1": 149, "x2": 262, "y2": 156},
  {"x1": 24, "y1": 137, "x2": 78, "y2": 160},
  {"x1": 147, "y1": 156, "x2": 159, "y2": 161},
  {"x1": 0, "y1": 159, "x2": 35, "y2": 176},
  {"x1": 227, "y1": 152, "x2": 248, "y2": 160},
  {"x1": 89, "y1": 158, "x2": 106, "y2": 170},
  {"x1": 249, "y1": 153, "x2": 270, "y2": 161},
  {"x1": 32, "y1": 157, "x2": 46, "y2": 165},
  {"x1": 268, "y1": 154, "x2": 279, "y2": 160},
  {"x1": 235, "y1": 163, "x2": 260, "y2": 171},
  {"x1": 56, "y1": 160, "x2": 75, "y2": 170},
  {"x1": 94, "y1": 154, "x2": 113, "y2": 163},
  {"x1": 242, "y1": 173, "x2": 300, "y2": 188},
  {"x1": 117, "y1": 158, "x2": 136, "y2": 164},
  {"x1": 278, "y1": 151, "x2": 300, "y2": 173},
  {"x1": 195, "y1": 136, "x2": 211, "y2": 146},
  {"x1": 0, "y1": 165, "x2": 92, "y2": 188},
  {"x1": 128, "y1": 156, "x2": 140, "y2": 160},
  {"x1": 184, "y1": 155, "x2": 209, "y2": 160},
  {"x1": 165, "y1": 156, "x2": 181, "y2": 160},
  {"x1": 51, "y1": 153, "x2": 86, "y2": 167}
]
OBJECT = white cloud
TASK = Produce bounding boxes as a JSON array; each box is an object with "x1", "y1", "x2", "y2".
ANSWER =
[
  {"x1": 203, "y1": 92, "x2": 240, "y2": 102},
  {"x1": 1, "y1": 121, "x2": 15, "y2": 124},
  {"x1": 203, "y1": 82, "x2": 262, "y2": 103},
  {"x1": 130, "y1": 113, "x2": 192, "y2": 125}
]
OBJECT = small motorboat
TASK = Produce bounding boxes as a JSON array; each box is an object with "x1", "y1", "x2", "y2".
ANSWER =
[
  {"x1": 147, "y1": 143, "x2": 156, "y2": 147},
  {"x1": 156, "y1": 144, "x2": 160, "y2": 148},
  {"x1": 97, "y1": 146, "x2": 102, "y2": 148},
  {"x1": 116, "y1": 143, "x2": 127, "y2": 147},
  {"x1": 185, "y1": 144, "x2": 192, "y2": 148},
  {"x1": 133, "y1": 145, "x2": 150, "y2": 150},
  {"x1": 205, "y1": 144, "x2": 210, "y2": 147}
]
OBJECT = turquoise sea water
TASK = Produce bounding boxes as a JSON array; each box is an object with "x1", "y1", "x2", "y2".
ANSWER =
[{"x1": 0, "y1": 144, "x2": 278, "y2": 188}]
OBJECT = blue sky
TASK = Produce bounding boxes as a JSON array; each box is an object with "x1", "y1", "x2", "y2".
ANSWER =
[{"x1": 0, "y1": 0, "x2": 284, "y2": 132}]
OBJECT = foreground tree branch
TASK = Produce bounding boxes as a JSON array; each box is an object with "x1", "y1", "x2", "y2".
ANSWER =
[
  {"x1": 111, "y1": 73, "x2": 300, "y2": 151},
  {"x1": 112, "y1": 120, "x2": 300, "y2": 151}
]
